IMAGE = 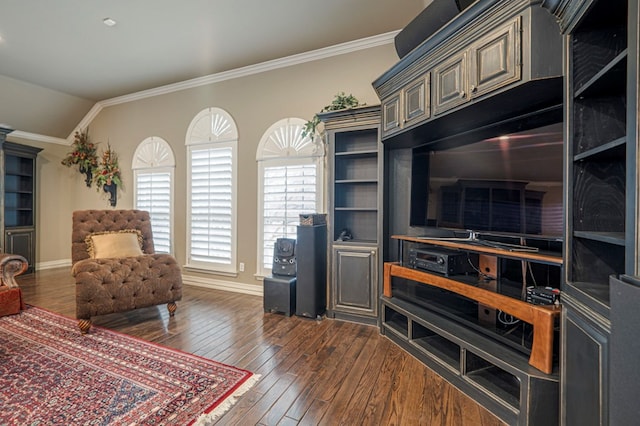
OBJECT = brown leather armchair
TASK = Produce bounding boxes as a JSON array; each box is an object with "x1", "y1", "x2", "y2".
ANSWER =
[{"x1": 71, "y1": 209, "x2": 183, "y2": 333}]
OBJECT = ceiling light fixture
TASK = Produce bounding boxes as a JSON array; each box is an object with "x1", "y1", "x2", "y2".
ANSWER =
[{"x1": 103, "y1": 17, "x2": 117, "y2": 27}]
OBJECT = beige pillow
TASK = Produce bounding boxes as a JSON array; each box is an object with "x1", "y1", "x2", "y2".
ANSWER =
[{"x1": 85, "y1": 230, "x2": 144, "y2": 259}]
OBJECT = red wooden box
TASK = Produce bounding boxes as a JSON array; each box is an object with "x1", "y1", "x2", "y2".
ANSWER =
[{"x1": 0, "y1": 287, "x2": 24, "y2": 317}]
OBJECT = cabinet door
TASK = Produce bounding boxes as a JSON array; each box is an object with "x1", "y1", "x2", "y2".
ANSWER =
[
  {"x1": 331, "y1": 245, "x2": 378, "y2": 317},
  {"x1": 433, "y1": 51, "x2": 468, "y2": 115},
  {"x1": 469, "y1": 17, "x2": 521, "y2": 98},
  {"x1": 5, "y1": 228, "x2": 34, "y2": 273},
  {"x1": 403, "y1": 74, "x2": 430, "y2": 128},
  {"x1": 382, "y1": 94, "x2": 401, "y2": 137},
  {"x1": 561, "y1": 301, "x2": 609, "y2": 426}
]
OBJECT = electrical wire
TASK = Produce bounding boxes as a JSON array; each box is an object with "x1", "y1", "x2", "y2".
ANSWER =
[{"x1": 467, "y1": 254, "x2": 494, "y2": 280}]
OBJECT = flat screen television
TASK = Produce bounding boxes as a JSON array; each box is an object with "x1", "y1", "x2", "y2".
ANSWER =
[{"x1": 410, "y1": 122, "x2": 564, "y2": 241}]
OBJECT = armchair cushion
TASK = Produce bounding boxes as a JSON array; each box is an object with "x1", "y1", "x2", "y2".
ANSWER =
[
  {"x1": 73, "y1": 254, "x2": 182, "y2": 320},
  {"x1": 86, "y1": 230, "x2": 144, "y2": 259}
]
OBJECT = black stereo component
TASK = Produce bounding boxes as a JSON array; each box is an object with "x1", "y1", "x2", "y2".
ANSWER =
[
  {"x1": 408, "y1": 248, "x2": 475, "y2": 276},
  {"x1": 526, "y1": 286, "x2": 560, "y2": 305},
  {"x1": 272, "y1": 238, "x2": 296, "y2": 276}
]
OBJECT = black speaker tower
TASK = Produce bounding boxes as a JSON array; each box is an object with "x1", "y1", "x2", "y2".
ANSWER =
[{"x1": 295, "y1": 225, "x2": 327, "y2": 319}]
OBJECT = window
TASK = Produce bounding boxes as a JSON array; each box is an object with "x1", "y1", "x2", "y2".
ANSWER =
[
  {"x1": 132, "y1": 137, "x2": 175, "y2": 254},
  {"x1": 257, "y1": 118, "x2": 324, "y2": 276},
  {"x1": 186, "y1": 108, "x2": 238, "y2": 273}
]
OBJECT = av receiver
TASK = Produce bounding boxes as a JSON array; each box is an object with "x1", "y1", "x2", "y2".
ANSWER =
[{"x1": 408, "y1": 248, "x2": 475, "y2": 276}]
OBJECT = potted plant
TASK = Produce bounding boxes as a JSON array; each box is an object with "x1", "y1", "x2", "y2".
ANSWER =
[{"x1": 301, "y1": 92, "x2": 363, "y2": 139}]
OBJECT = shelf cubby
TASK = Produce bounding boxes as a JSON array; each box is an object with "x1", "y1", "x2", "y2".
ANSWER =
[
  {"x1": 465, "y1": 350, "x2": 521, "y2": 410},
  {"x1": 334, "y1": 129, "x2": 378, "y2": 153},
  {"x1": 381, "y1": 296, "x2": 559, "y2": 426},
  {"x1": 411, "y1": 321, "x2": 460, "y2": 372}
]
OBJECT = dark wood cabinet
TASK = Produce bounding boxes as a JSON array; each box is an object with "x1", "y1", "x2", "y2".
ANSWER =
[
  {"x1": 433, "y1": 51, "x2": 468, "y2": 115},
  {"x1": 0, "y1": 131, "x2": 41, "y2": 273},
  {"x1": 318, "y1": 106, "x2": 382, "y2": 325},
  {"x1": 382, "y1": 73, "x2": 431, "y2": 138},
  {"x1": 468, "y1": 16, "x2": 521, "y2": 99},
  {"x1": 434, "y1": 16, "x2": 521, "y2": 115},
  {"x1": 561, "y1": 294, "x2": 609, "y2": 426},
  {"x1": 374, "y1": 1, "x2": 561, "y2": 148},
  {"x1": 382, "y1": 236, "x2": 562, "y2": 425},
  {"x1": 331, "y1": 244, "x2": 378, "y2": 320},
  {"x1": 548, "y1": 0, "x2": 636, "y2": 424}
]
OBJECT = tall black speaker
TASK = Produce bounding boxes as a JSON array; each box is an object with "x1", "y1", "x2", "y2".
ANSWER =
[{"x1": 295, "y1": 224, "x2": 327, "y2": 319}]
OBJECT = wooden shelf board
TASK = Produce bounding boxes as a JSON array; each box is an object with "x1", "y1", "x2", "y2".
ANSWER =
[
  {"x1": 384, "y1": 262, "x2": 560, "y2": 374},
  {"x1": 573, "y1": 231, "x2": 625, "y2": 246},
  {"x1": 393, "y1": 235, "x2": 563, "y2": 265}
]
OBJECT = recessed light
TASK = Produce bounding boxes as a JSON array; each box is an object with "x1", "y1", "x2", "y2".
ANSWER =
[{"x1": 103, "y1": 18, "x2": 117, "y2": 27}]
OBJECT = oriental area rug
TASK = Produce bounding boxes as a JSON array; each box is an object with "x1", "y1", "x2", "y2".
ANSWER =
[{"x1": 0, "y1": 306, "x2": 259, "y2": 425}]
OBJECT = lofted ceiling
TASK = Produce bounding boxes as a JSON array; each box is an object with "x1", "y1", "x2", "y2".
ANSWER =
[{"x1": 0, "y1": 0, "x2": 428, "y2": 140}]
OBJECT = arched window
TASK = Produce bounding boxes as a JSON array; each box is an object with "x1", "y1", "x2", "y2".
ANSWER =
[
  {"x1": 256, "y1": 117, "x2": 324, "y2": 276},
  {"x1": 186, "y1": 107, "x2": 238, "y2": 273},
  {"x1": 132, "y1": 137, "x2": 175, "y2": 254}
]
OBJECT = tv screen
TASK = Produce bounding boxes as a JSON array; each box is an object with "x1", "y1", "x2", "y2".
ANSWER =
[{"x1": 411, "y1": 123, "x2": 563, "y2": 238}]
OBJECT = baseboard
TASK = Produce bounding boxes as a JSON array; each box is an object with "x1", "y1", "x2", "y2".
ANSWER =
[
  {"x1": 37, "y1": 259, "x2": 72, "y2": 270},
  {"x1": 182, "y1": 274, "x2": 263, "y2": 297},
  {"x1": 33, "y1": 259, "x2": 263, "y2": 297}
]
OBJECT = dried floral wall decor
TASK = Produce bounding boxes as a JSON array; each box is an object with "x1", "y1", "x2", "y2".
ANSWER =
[
  {"x1": 61, "y1": 128, "x2": 98, "y2": 187},
  {"x1": 94, "y1": 143, "x2": 122, "y2": 207}
]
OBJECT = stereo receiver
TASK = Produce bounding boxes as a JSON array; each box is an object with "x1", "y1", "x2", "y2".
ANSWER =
[{"x1": 408, "y1": 248, "x2": 476, "y2": 276}]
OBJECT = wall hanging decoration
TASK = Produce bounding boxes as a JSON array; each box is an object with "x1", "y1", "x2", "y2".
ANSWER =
[
  {"x1": 94, "y1": 143, "x2": 122, "y2": 207},
  {"x1": 61, "y1": 128, "x2": 99, "y2": 187}
]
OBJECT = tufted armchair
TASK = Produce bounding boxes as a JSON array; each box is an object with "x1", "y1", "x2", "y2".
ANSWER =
[{"x1": 71, "y1": 209, "x2": 183, "y2": 333}]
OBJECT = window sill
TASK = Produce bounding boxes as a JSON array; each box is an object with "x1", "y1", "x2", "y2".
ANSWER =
[{"x1": 183, "y1": 264, "x2": 238, "y2": 278}]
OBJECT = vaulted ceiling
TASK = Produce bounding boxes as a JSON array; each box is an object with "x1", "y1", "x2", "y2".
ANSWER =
[{"x1": 0, "y1": 0, "x2": 427, "y2": 141}]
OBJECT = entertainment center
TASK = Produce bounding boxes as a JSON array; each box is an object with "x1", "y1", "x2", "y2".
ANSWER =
[{"x1": 370, "y1": 0, "x2": 640, "y2": 424}]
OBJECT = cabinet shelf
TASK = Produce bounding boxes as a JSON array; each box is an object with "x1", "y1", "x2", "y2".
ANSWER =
[
  {"x1": 334, "y1": 149, "x2": 378, "y2": 157},
  {"x1": 5, "y1": 171, "x2": 34, "y2": 178},
  {"x1": 334, "y1": 179, "x2": 377, "y2": 184},
  {"x1": 334, "y1": 207, "x2": 378, "y2": 212},
  {"x1": 572, "y1": 23, "x2": 627, "y2": 91},
  {"x1": 574, "y1": 49, "x2": 627, "y2": 99},
  {"x1": 573, "y1": 231, "x2": 625, "y2": 246},
  {"x1": 465, "y1": 354, "x2": 520, "y2": 410},
  {"x1": 411, "y1": 323, "x2": 461, "y2": 373},
  {"x1": 573, "y1": 136, "x2": 625, "y2": 162}
]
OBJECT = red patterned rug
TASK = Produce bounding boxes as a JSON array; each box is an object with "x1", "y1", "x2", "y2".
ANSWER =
[{"x1": 0, "y1": 306, "x2": 258, "y2": 425}]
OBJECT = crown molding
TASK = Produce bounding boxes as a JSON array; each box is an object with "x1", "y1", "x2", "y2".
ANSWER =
[
  {"x1": 64, "y1": 31, "x2": 399, "y2": 141},
  {"x1": 100, "y1": 31, "x2": 399, "y2": 107},
  {"x1": 19, "y1": 31, "x2": 399, "y2": 145},
  {"x1": 8, "y1": 130, "x2": 68, "y2": 145}
]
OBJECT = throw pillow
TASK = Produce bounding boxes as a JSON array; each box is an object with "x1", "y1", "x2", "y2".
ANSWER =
[{"x1": 85, "y1": 230, "x2": 144, "y2": 259}]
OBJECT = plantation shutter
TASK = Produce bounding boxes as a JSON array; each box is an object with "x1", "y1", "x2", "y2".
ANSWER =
[
  {"x1": 262, "y1": 163, "x2": 317, "y2": 268},
  {"x1": 132, "y1": 137, "x2": 175, "y2": 255},
  {"x1": 256, "y1": 117, "x2": 324, "y2": 275},
  {"x1": 135, "y1": 172, "x2": 171, "y2": 253},
  {"x1": 186, "y1": 107, "x2": 238, "y2": 273},
  {"x1": 189, "y1": 145, "x2": 233, "y2": 265}
]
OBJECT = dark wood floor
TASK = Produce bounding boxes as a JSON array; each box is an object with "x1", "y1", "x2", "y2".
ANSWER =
[{"x1": 16, "y1": 267, "x2": 505, "y2": 426}]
